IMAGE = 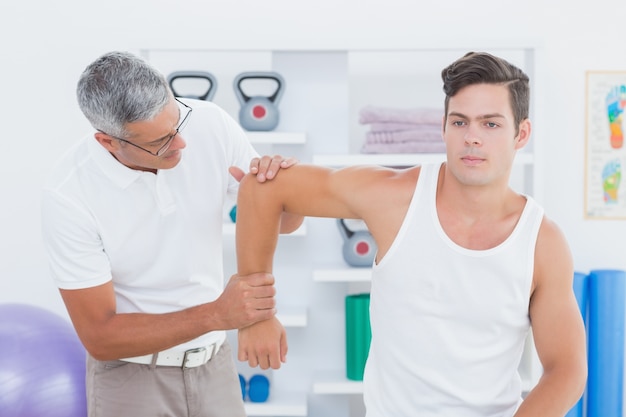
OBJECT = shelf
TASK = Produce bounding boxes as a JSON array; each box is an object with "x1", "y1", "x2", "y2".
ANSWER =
[
  {"x1": 244, "y1": 390, "x2": 307, "y2": 416},
  {"x1": 276, "y1": 306, "x2": 308, "y2": 327},
  {"x1": 313, "y1": 267, "x2": 372, "y2": 282},
  {"x1": 312, "y1": 152, "x2": 534, "y2": 167},
  {"x1": 246, "y1": 131, "x2": 306, "y2": 145},
  {"x1": 223, "y1": 221, "x2": 307, "y2": 237},
  {"x1": 313, "y1": 371, "x2": 363, "y2": 395},
  {"x1": 313, "y1": 373, "x2": 534, "y2": 397}
]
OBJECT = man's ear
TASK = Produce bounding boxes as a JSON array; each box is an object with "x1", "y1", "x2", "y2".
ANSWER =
[
  {"x1": 514, "y1": 119, "x2": 531, "y2": 150},
  {"x1": 94, "y1": 131, "x2": 117, "y2": 152}
]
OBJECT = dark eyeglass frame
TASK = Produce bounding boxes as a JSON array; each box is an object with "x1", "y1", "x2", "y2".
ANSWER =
[{"x1": 98, "y1": 98, "x2": 192, "y2": 157}]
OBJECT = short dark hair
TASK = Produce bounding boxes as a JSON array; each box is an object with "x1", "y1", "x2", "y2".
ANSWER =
[{"x1": 441, "y1": 52, "x2": 530, "y2": 133}]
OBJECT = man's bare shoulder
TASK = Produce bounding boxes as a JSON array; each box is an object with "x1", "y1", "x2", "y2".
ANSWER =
[
  {"x1": 532, "y1": 215, "x2": 574, "y2": 294},
  {"x1": 536, "y1": 215, "x2": 570, "y2": 254}
]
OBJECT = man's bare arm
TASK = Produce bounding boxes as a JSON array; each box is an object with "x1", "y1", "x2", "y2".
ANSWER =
[
  {"x1": 234, "y1": 163, "x2": 408, "y2": 368},
  {"x1": 60, "y1": 272, "x2": 276, "y2": 361},
  {"x1": 236, "y1": 163, "x2": 379, "y2": 277},
  {"x1": 513, "y1": 218, "x2": 587, "y2": 416},
  {"x1": 234, "y1": 164, "x2": 373, "y2": 368}
]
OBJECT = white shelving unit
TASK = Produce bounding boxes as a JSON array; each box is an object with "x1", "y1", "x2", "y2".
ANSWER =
[
  {"x1": 144, "y1": 45, "x2": 542, "y2": 417},
  {"x1": 276, "y1": 305, "x2": 308, "y2": 328},
  {"x1": 313, "y1": 371, "x2": 364, "y2": 395},
  {"x1": 313, "y1": 267, "x2": 372, "y2": 283},
  {"x1": 244, "y1": 391, "x2": 308, "y2": 416},
  {"x1": 247, "y1": 131, "x2": 306, "y2": 145}
]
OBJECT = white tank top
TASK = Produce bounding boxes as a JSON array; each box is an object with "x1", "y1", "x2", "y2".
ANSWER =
[{"x1": 363, "y1": 162, "x2": 543, "y2": 417}]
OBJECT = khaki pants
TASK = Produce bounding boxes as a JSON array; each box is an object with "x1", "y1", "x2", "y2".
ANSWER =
[{"x1": 86, "y1": 341, "x2": 246, "y2": 417}]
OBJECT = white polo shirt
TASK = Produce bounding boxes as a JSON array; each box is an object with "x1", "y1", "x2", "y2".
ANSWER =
[{"x1": 41, "y1": 99, "x2": 258, "y2": 350}]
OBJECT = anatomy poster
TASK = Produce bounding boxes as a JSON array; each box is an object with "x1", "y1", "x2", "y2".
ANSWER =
[{"x1": 585, "y1": 71, "x2": 626, "y2": 219}]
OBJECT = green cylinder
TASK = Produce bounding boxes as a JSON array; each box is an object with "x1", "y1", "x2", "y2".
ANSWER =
[{"x1": 345, "y1": 293, "x2": 371, "y2": 381}]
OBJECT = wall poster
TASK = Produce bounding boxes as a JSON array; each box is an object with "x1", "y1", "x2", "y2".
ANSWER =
[{"x1": 585, "y1": 71, "x2": 626, "y2": 219}]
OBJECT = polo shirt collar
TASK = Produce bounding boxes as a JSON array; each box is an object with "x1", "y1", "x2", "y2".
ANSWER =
[{"x1": 87, "y1": 134, "x2": 148, "y2": 188}]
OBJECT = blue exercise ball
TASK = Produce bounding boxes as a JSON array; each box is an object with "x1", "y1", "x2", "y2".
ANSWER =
[{"x1": 0, "y1": 303, "x2": 87, "y2": 417}]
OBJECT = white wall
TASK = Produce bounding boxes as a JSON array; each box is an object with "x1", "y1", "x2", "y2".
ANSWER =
[
  {"x1": 2, "y1": 0, "x2": 625, "y2": 313},
  {"x1": 1, "y1": 0, "x2": 625, "y2": 409}
]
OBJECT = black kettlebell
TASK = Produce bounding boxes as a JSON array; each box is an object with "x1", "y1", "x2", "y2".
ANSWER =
[
  {"x1": 337, "y1": 219, "x2": 377, "y2": 267},
  {"x1": 233, "y1": 71, "x2": 284, "y2": 131},
  {"x1": 167, "y1": 71, "x2": 218, "y2": 101}
]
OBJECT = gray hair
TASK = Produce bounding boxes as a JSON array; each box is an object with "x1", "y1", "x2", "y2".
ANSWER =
[{"x1": 76, "y1": 51, "x2": 171, "y2": 138}]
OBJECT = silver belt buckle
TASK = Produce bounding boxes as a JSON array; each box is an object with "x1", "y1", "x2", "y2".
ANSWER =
[
  {"x1": 182, "y1": 344, "x2": 216, "y2": 369},
  {"x1": 182, "y1": 347, "x2": 207, "y2": 369}
]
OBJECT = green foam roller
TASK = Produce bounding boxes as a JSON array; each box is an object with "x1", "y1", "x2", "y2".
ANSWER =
[{"x1": 345, "y1": 293, "x2": 371, "y2": 381}]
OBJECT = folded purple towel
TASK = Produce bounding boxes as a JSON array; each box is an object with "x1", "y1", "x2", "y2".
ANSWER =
[
  {"x1": 361, "y1": 141, "x2": 447, "y2": 154},
  {"x1": 359, "y1": 105, "x2": 444, "y2": 125},
  {"x1": 365, "y1": 129, "x2": 442, "y2": 144}
]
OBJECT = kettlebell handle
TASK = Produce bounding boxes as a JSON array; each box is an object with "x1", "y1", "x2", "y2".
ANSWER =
[
  {"x1": 233, "y1": 71, "x2": 285, "y2": 104},
  {"x1": 337, "y1": 218, "x2": 354, "y2": 240},
  {"x1": 167, "y1": 71, "x2": 218, "y2": 101}
]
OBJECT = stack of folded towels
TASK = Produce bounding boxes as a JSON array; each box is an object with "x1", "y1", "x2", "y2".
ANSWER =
[{"x1": 359, "y1": 105, "x2": 445, "y2": 154}]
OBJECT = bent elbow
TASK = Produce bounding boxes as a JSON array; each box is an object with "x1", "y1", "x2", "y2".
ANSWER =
[
  {"x1": 81, "y1": 339, "x2": 111, "y2": 361},
  {"x1": 77, "y1": 331, "x2": 120, "y2": 361}
]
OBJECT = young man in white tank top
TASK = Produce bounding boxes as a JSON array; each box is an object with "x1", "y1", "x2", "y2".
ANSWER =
[{"x1": 233, "y1": 52, "x2": 587, "y2": 417}]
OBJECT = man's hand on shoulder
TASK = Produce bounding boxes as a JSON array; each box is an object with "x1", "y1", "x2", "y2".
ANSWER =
[{"x1": 229, "y1": 155, "x2": 298, "y2": 183}]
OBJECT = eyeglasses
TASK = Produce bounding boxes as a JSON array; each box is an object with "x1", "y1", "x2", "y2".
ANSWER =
[{"x1": 99, "y1": 98, "x2": 192, "y2": 157}]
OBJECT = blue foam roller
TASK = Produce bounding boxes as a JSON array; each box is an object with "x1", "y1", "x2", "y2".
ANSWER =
[
  {"x1": 248, "y1": 374, "x2": 270, "y2": 402},
  {"x1": 564, "y1": 272, "x2": 589, "y2": 417},
  {"x1": 587, "y1": 269, "x2": 625, "y2": 417}
]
